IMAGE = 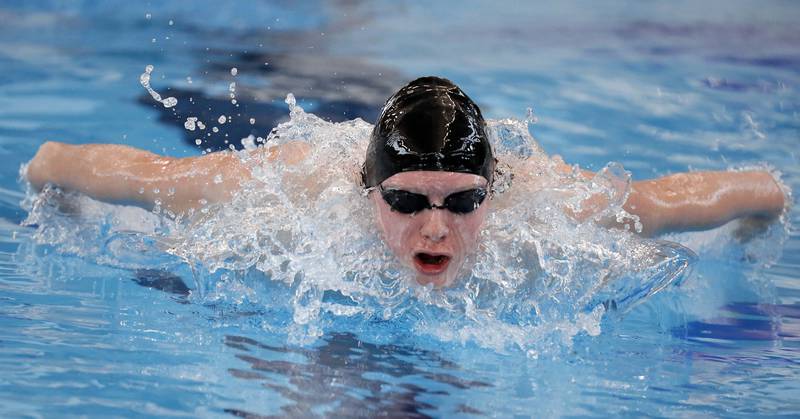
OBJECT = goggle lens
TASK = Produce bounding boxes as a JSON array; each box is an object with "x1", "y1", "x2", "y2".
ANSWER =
[{"x1": 380, "y1": 186, "x2": 487, "y2": 214}]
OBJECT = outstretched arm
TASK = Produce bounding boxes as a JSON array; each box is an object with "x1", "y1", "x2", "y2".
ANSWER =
[
  {"x1": 25, "y1": 141, "x2": 248, "y2": 214},
  {"x1": 557, "y1": 160, "x2": 787, "y2": 235},
  {"x1": 625, "y1": 170, "x2": 786, "y2": 236}
]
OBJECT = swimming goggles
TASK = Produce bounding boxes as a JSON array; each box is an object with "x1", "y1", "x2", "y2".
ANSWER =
[{"x1": 379, "y1": 185, "x2": 487, "y2": 214}]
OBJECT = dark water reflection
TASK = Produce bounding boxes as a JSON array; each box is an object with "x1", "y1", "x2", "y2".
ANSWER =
[{"x1": 222, "y1": 333, "x2": 492, "y2": 418}]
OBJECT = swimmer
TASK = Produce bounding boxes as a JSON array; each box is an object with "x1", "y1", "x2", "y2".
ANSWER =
[{"x1": 25, "y1": 76, "x2": 788, "y2": 287}]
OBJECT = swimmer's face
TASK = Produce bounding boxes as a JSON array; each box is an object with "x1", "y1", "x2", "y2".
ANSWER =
[{"x1": 370, "y1": 171, "x2": 490, "y2": 288}]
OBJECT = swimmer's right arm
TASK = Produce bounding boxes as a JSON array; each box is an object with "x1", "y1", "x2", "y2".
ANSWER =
[{"x1": 25, "y1": 141, "x2": 249, "y2": 214}]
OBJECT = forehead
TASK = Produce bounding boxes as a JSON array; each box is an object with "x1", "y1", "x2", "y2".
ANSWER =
[{"x1": 381, "y1": 171, "x2": 487, "y2": 193}]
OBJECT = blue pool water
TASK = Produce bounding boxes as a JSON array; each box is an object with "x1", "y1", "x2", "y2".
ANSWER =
[{"x1": 1, "y1": 1, "x2": 799, "y2": 417}]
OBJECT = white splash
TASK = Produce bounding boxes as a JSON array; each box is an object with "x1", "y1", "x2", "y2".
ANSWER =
[
  {"x1": 20, "y1": 97, "x2": 716, "y2": 356},
  {"x1": 160, "y1": 97, "x2": 696, "y2": 353}
]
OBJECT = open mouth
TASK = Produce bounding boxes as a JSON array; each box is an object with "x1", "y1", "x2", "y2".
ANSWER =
[{"x1": 413, "y1": 252, "x2": 451, "y2": 274}]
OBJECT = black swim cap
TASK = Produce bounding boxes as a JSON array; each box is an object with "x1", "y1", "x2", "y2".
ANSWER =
[{"x1": 362, "y1": 76, "x2": 494, "y2": 188}]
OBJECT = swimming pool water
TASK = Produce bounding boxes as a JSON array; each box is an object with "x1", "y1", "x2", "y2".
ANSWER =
[{"x1": 1, "y1": 1, "x2": 799, "y2": 417}]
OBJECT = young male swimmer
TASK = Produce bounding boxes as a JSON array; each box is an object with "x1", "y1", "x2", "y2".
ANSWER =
[{"x1": 25, "y1": 77, "x2": 788, "y2": 288}]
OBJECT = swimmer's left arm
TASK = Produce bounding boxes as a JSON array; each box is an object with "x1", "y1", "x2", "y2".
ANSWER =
[
  {"x1": 553, "y1": 161, "x2": 786, "y2": 235},
  {"x1": 624, "y1": 170, "x2": 786, "y2": 236}
]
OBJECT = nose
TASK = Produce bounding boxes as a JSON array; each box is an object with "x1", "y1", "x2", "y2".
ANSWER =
[{"x1": 420, "y1": 209, "x2": 450, "y2": 242}]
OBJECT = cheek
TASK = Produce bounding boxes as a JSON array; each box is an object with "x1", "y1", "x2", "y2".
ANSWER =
[
  {"x1": 373, "y1": 197, "x2": 418, "y2": 253},
  {"x1": 451, "y1": 207, "x2": 488, "y2": 249}
]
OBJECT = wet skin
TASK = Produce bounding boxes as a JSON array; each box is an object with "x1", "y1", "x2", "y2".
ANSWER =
[{"x1": 370, "y1": 171, "x2": 490, "y2": 288}]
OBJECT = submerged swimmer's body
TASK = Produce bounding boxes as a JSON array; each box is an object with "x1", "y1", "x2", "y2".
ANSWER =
[{"x1": 26, "y1": 77, "x2": 788, "y2": 288}]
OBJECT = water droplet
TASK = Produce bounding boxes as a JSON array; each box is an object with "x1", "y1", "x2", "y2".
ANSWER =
[
  {"x1": 285, "y1": 93, "x2": 297, "y2": 108},
  {"x1": 184, "y1": 117, "x2": 198, "y2": 131},
  {"x1": 195, "y1": 139, "x2": 202, "y2": 145},
  {"x1": 168, "y1": 19, "x2": 174, "y2": 26},
  {"x1": 249, "y1": 118, "x2": 256, "y2": 125},
  {"x1": 212, "y1": 127, "x2": 219, "y2": 133},
  {"x1": 197, "y1": 121, "x2": 206, "y2": 130},
  {"x1": 241, "y1": 135, "x2": 257, "y2": 151},
  {"x1": 138, "y1": 187, "x2": 145, "y2": 194},
  {"x1": 230, "y1": 67, "x2": 238, "y2": 76},
  {"x1": 162, "y1": 97, "x2": 177, "y2": 108},
  {"x1": 218, "y1": 115, "x2": 227, "y2": 124},
  {"x1": 525, "y1": 107, "x2": 539, "y2": 124},
  {"x1": 140, "y1": 65, "x2": 177, "y2": 108},
  {"x1": 145, "y1": 13, "x2": 152, "y2": 20},
  {"x1": 213, "y1": 174, "x2": 223, "y2": 184}
]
